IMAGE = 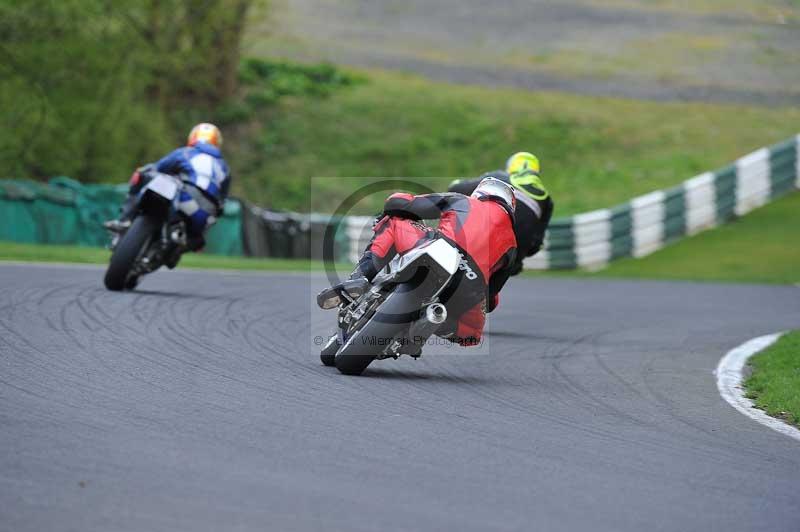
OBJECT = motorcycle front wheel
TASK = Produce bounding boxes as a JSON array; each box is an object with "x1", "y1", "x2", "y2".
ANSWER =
[
  {"x1": 334, "y1": 285, "x2": 423, "y2": 376},
  {"x1": 104, "y1": 215, "x2": 158, "y2": 291}
]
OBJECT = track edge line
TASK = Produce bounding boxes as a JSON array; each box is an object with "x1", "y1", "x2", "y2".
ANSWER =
[{"x1": 715, "y1": 332, "x2": 800, "y2": 443}]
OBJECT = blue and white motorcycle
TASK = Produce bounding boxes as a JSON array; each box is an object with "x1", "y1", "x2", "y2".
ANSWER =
[{"x1": 104, "y1": 172, "x2": 189, "y2": 291}]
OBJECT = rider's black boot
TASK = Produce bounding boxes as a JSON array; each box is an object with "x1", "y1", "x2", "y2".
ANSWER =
[{"x1": 104, "y1": 196, "x2": 137, "y2": 232}]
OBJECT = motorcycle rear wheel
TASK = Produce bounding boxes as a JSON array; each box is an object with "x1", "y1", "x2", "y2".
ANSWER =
[{"x1": 104, "y1": 215, "x2": 158, "y2": 291}]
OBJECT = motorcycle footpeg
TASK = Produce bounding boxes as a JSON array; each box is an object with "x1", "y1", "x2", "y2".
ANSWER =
[
  {"x1": 316, "y1": 278, "x2": 370, "y2": 310},
  {"x1": 398, "y1": 342, "x2": 423, "y2": 359},
  {"x1": 103, "y1": 219, "x2": 131, "y2": 233}
]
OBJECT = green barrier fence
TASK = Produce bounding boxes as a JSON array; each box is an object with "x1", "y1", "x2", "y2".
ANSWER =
[
  {"x1": 0, "y1": 177, "x2": 243, "y2": 255},
  {"x1": 5, "y1": 133, "x2": 797, "y2": 266},
  {"x1": 0, "y1": 176, "x2": 348, "y2": 260},
  {"x1": 241, "y1": 204, "x2": 349, "y2": 262}
]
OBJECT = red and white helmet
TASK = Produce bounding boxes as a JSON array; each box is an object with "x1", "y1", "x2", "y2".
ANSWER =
[{"x1": 187, "y1": 123, "x2": 222, "y2": 148}]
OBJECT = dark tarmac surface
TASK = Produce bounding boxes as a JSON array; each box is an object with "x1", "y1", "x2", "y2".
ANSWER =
[{"x1": 1, "y1": 263, "x2": 799, "y2": 531}]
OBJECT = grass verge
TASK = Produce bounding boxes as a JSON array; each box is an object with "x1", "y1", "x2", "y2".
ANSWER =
[
  {"x1": 0, "y1": 241, "x2": 323, "y2": 272},
  {"x1": 235, "y1": 67, "x2": 800, "y2": 215},
  {"x1": 745, "y1": 330, "x2": 800, "y2": 428},
  {"x1": 538, "y1": 192, "x2": 800, "y2": 285}
]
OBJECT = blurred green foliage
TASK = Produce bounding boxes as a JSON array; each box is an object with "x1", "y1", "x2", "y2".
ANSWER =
[
  {"x1": 2, "y1": 1, "x2": 797, "y2": 220},
  {"x1": 0, "y1": 0, "x2": 361, "y2": 203},
  {"x1": 240, "y1": 58, "x2": 362, "y2": 105},
  {"x1": 0, "y1": 0, "x2": 260, "y2": 182}
]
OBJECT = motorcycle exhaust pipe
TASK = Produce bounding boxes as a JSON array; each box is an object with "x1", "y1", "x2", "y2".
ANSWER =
[
  {"x1": 408, "y1": 303, "x2": 448, "y2": 346},
  {"x1": 170, "y1": 227, "x2": 187, "y2": 246},
  {"x1": 425, "y1": 303, "x2": 447, "y2": 325}
]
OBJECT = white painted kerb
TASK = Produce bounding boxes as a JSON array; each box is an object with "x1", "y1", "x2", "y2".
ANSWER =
[{"x1": 715, "y1": 333, "x2": 800, "y2": 443}]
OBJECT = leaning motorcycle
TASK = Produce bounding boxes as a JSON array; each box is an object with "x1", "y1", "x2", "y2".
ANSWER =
[
  {"x1": 316, "y1": 237, "x2": 462, "y2": 375},
  {"x1": 103, "y1": 172, "x2": 189, "y2": 291}
]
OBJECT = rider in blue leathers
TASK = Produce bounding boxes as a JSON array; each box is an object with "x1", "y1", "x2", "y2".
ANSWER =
[{"x1": 105, "y1": 123, "x2": 231, "y2": 252}]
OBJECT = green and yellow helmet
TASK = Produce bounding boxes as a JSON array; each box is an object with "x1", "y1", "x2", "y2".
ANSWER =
[
  {"x1": 505, "y1": 151, "x2": 549, "y2": 201},
  {"x1": 505, "y1": 152, "x2": 540, "y2": 177}
]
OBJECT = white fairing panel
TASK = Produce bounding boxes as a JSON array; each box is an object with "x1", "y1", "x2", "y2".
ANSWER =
[
  {"x1": 394, "y1": 238, "x2": 460, "y2": 276},
  {"x1": 146, "y1": 174, "x2": 179, "y2": 200}
]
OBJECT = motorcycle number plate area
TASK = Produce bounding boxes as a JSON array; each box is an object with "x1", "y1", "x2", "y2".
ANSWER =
[{"x1": 146, "y1": 175, "x2": 179, "y2": 200}]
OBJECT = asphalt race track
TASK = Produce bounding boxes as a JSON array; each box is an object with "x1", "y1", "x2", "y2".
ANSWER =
[{"x1": 1, "y1": 263, "x2": 798, "y2": 531}]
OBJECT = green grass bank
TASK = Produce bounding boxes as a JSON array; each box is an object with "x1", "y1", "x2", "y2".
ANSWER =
[
  {"x1": 236, "y1": 68, "x2": 800, "y2": 215},
  {"x1": 745, "y1": 331, "x2": 800, "y2": 428}
]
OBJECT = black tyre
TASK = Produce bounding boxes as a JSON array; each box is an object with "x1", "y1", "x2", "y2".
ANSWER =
[
  {"x1": 334, "y1": 286, "x2": 423, "y2": 376},
  {"x1": 320, "y1": 336, "x2": 339, "y2": 367},
  {"x1": 124, "y1": 275, "x2": 140, "y2": 291},
  {"x1": 104, "y1": 215, "x2": 158, "y2": 291}
]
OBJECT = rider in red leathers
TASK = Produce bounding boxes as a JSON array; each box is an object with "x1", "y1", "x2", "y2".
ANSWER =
[{"x1": 349, "y1": 177, "x2": 517, "y2": 346}]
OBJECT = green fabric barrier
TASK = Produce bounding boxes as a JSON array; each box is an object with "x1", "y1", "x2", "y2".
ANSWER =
[
  {"x1": 0, "y1": 179, "x2": 81, "y2": 244},
  {"x1": 0, "y1": 178, "x2": 244, "y2": 256},
  {"x1": 205, "y1": 199, "x2": 243, "y2": 256},
  {"x1": 48, "y1": 176, "x2": 124, "y2": 246},
  {"x1": 0, "y1": 181, "x2": 38, "y2": 243}
]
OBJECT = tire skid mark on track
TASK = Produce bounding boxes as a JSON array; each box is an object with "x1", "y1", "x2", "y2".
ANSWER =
[
  {"x1": 308, "y1": 331, "x2": 567, "y2": 453},
  {"x1": 583, "y1": 330, "x2": 794, "y2": 471},
  {"x1": 468, "y1": 322, "x2": 796, "y2": 485},
  {"x1": 241, "y1": 306, "x2": 322, "y2": 373},
  {"x1": 549, "y1": 329, "x2": 656, "y2": 427},
  {"x1": 136, "y1": 291, "x2": 334, "y2": 412},
  {"x1": 522, "y1": 330, "x2": 799, "y2": 496},
  {"x1": 0, "y1": 309, "x2": 118, "y2": 402},
  {"x1": 552, "y1": 326, "x2": 793, "y2": 473},
  {"x1": 0, "y1": 284, "x2": 41, "y2": 313},
  {"x1": 73, "y1": 289, "x2": 181, "y2": 392},
  {"x1": 635, "y1": 336, "x2": 796, "y2": 466},
  {"x1": 353, "y1": 340, "x2": 654, "y2": 463},
  {"x1": 590, "y1": 335, "x2": 657, "y2": 411},
  {"x1": 35, "y1": 284, "x2": 81, "y2": 335},
  {"x1": 14, "y1": 285, "x2": 189, "y2": 412},
  {"x1": 74, "y1": 287, "x2": 110, "y2": 332},
  {"x1": 3, "y1": 266, "x2": 800, "y2": 532},
  {"x1": 460, "y1": 330, "x2": 640, "y2": 438},
  {"x1": 0, "y1": 329, "x2": 98, "y2": 411},
  {"x1": 76, "y1": 288, "x2": 256, "y2": 405},
  {"x1": 595, "y1": 343, "x2": 724, "y2": 439}
]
